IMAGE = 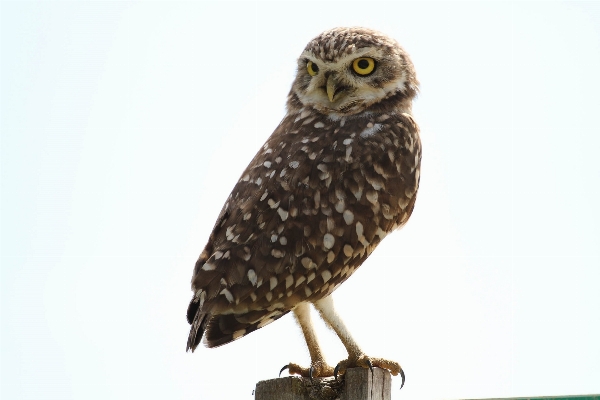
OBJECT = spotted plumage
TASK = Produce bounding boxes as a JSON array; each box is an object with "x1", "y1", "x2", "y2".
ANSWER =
[{"x1": 187, "y1": 27, "x2": 420, "y2": 382}]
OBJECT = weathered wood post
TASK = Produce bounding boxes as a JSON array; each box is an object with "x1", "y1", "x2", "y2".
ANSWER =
[{"x1": 255, "y1": 367, "x2": 392, "y2": 400}]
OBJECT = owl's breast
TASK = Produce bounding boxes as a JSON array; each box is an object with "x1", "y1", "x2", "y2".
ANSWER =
[{"x1": 271, "y1": 111, "x2": 420, "y2": 218}]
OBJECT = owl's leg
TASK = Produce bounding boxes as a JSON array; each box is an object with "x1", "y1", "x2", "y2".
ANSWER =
[
  {"x1": 285, "y1": 301, "x2": 335, "y2": 378},
  {"x1": 313, "y1": 296, "x2": 405, "y2": 387}
]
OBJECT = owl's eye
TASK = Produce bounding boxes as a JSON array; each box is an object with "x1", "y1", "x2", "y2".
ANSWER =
[
  {"x1": 307, "y1": 61, "x2": 319, "y2": 76},
  {"x1": 352, "y1": 57, "x2": 376, "y2": 76}
]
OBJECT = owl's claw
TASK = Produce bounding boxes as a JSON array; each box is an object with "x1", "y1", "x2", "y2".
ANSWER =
[
  {"x1": 280, "y1": 363, "x2": 318, "y2": 381},
  {"x1": 366, "y1": 359, "x2": 374, "y2": 374},
  {"x1": 399, "y1": 367, "x2": 406, "y2": 389},
  {"x1": 279, "y1": 364, "x2": 289, "y2": 377}
]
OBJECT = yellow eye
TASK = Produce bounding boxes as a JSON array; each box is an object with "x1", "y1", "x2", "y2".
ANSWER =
[
  {"x1": 352, "y1": 57, "x2": 375, "y2": 75},
  {"x1": 307, "y1": 61, "x2": 319, "y2": 76}
]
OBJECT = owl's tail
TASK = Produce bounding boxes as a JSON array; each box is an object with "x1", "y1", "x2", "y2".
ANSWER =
[
  {"x1": 187, "y1": 299, "x2": 291, "y2": 350},
  {"x1": 186, "y1": 296, "x2": 206, "y2": 352}
]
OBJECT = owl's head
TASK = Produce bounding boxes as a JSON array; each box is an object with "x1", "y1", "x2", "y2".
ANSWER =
[{"x1": 288, "y1": 27, "x2": 418, "y2": 118}]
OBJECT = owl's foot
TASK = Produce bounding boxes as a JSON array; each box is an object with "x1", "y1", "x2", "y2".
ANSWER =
[
  {"x1": 279, "y1": 361, "x2": 335, "y2": 379},
  {"x1": 334, "y1": 355, "x2": 405, "y2": 388}
]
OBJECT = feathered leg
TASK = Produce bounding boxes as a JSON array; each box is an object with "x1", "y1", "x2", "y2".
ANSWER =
[
  {"x1": 284, "y1": 302, "x2": 334, "y2": 378},
  {"x1": 313, "y1": 296, "x2": 404, "y2": 386}
]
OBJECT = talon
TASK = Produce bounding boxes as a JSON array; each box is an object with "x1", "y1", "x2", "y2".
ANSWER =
[
  {"x1": 334, "y1": 364, "x2": 341, "y2": 381},
  {"x1": 309, "y1": 366, "x2": 314, "y2": 381},
  {"x1": 279, "y1": 364, "x2": 289, "y2": 377},
  {"x1": 399, "y1": 367, "x2": 405, "y2": 389},
  {"x1": 366, "y1": 359, "x2": 374, "y2": 374}
]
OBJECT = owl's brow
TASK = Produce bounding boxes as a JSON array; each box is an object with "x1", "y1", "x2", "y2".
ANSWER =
[{"x1": 301, "y1": 47, "x2": 383, "y2": 66}]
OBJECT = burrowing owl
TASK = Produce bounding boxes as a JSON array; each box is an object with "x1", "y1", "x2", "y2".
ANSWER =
[{"x1": 187, "y1": 27, "x2": 420, "y2": 385}]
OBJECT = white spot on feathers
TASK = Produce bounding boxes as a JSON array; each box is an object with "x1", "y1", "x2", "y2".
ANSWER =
[
  {"x1": 285, "y1": 275, "x2": 294, "y2": 289},
  {"x1": 226, "y1": 225, "x2": 236, "y2": 240},
  {"x1": 360, "y1": 122, "x2": 382, "y2": 138},
  {"x1": 220, "y1": 288, "x2": 234, "y2": 303},
  {"x1": 366, "y1": 190, "x2": 378, "y2": 204},
  {"x1": 343, "y1": 210, "x2": 354, "y2": 225},
  {"x1": 271, "y1": 249, "x2": 284, "y2": 258},
  {"x1": 277, "y1": 207, "x2": 289, "y2": 221},
  {"x1": 356, "y1": 222, "x2": 364, "y2": 237},
  {"x1": 268, "y1": 199, "x2": 280, "y2": 209},
  {"x1": 202, "y1": 262, "x2": 216, "y2": 271},
  {"x1": 327, "y1": 251, "x2": 335, "y2": 263},
  {"x1": 345, "y1": 146, "x2": 352, "y2": 161},
  {"x1": 248, "y1": 269, "x2": 258, "y2": 286},
  {"x1": 344, "y1": 245, "x2": 353, "y2": 257},
  {"x1": 301, "y1": 257, "x2": 316, "y2": 269},
  {"x1": 295, "y1": 275, "x2": 306, "y2": 287},
  {"x1": 233, "y1": 329, "x2": 246, "y2": 340},
  {"x1": 257, "y1": 315, "x2": 275, "y2": 328},
  {"x1": 323, "y1": 233, "x2": 335, "y2": 249}
]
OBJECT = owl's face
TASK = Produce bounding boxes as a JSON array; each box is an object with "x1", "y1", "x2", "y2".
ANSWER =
[{"x1": 288, "y1": 27, "x2": 418, "y2": 117}]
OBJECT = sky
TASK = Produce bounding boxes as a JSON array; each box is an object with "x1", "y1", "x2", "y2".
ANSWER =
[{"x1": 1, "y1": 1, "x2": 599, "y2": 400}]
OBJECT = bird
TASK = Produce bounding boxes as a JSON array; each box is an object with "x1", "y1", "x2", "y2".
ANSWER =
[{"x1": 186, "y1": 27, "x2": 421, "y2": 385}]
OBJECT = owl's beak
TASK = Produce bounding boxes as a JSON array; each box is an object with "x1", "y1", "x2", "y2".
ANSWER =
[{"x1": 326, "y1": 75, "x2": 345, "y2": 103}]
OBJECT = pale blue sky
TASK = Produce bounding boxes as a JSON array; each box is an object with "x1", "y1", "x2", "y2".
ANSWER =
[{"x1": 1, "y1": 2, "x2": 599, "y2": 400}]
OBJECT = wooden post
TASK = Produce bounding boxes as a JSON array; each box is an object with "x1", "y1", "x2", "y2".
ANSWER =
[
  {"x1": 341, "y1": 368, "x2": 391, "y2": 400},
  {"x1": 254, "y1": 367, "x2": 392, "y2": 400}
]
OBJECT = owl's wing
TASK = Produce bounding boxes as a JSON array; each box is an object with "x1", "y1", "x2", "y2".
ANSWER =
[{"x1": 187, "y1": 114, "x2": 325, "y2": 349}]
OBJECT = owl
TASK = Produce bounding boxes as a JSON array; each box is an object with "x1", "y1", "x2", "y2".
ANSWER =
[{"x1": 186, "y1": 27, "x2": 420, "y2": 386}]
